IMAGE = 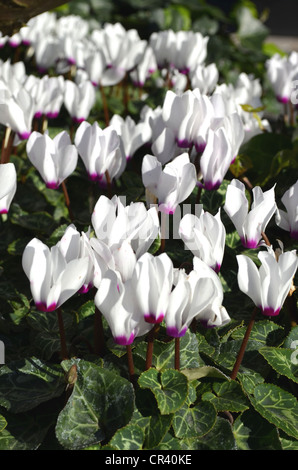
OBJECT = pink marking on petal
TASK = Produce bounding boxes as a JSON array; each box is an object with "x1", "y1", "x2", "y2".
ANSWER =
[
  {"x1": 290, "y1": 230, "x2": 298, "y2": 240},
  {"x1": 78, "y1": 282, "x2": 93, "y2": 294},
  {"x1": 277, "y1": 95, "x2": 289, "y2": 104},
  {"x1": 46, "y1": 111, "x2": 59, "y2": 119},
  {"x1": 262, "y1": 307, "x2": 281, "y2": 317},
  {"x1": 114, "y1": 332, "x2": 135, "y2": 345},
  {"x1": 72, "y1": 117, "x2": 85, "y2": 124},
  {"x1": 166, "y1": 326, "x2": 187, "y2": 337},
  {"x1": 241, "y1": 237, "x2": 259, "y2": 249},
  {"x1": 46, "y1": 181, "x2": 60, "y2": 189},
  {"x1": 35, "y1": 302, "x2": 57, "y2": 312},
  {"x1": 194, "y1": 141, "x2": 206, "y2": 153},
  {"x1": 144, "y1": 312, "x2": 164, "y2": 324},
  {"x1": 176, "y1": 138, "x2": 191, "y2": 148},
  {"x1": 204, "y1": 180, "x2": 221, "y2": 191},
  {"x1": 213, "y1": 263, "x2": 221, "y2": 274},
  {"x1": 199, "y1": 320, "x2": 216, "y2": 329},
  {"x1": 18, "y1": 131, "x2": 31, "y2": 140}
]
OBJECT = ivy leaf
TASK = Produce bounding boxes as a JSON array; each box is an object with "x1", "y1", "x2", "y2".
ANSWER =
[
  {"x1": 55, "y1": 359, "x2": 135, "y2": 449},
  {"x1": 0, "y1": 415, "x2": 7, "y2": 433},
  {"x1": 233, "y1": 409, "x2": 282, "y2": 450},
  {"x1": 138, "y1": 368, "x2": 188, "y2": 415},
  {"x1": 107, "y1": 422, "x2": 145, "y2": 450},
  {"x1": 180, "y1": 416, "x2": 236, "y2": 450},
  {"x1": 0, "y1": 357, "x2": 65, "y2": 413},
  {"x1": 250, "y1": 383, "x2": 298, "y2": 439},
  {"x1": 172, "y1": 400, "x2": 217, "y2": 439},
  {"x1": 259, "y1": 347, "x2": 298, "y2": 383},
  {"x1": 134, "y1": 329, "x2": 202, "y2": 371},
  {"x1": 202, "y1": 380, "x2": 250, "y2": 413}
]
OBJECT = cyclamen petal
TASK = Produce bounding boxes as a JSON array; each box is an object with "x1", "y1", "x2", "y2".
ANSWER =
[
  {"x1": 179, "y1": 207, "x2": 226, "y2": 272},
  {"x1": 22, "y1": 236, "x2": 89, "y2": 312},
  {"x1": 26, "y1": 131, "x2": 78, "y2": 188},
  {"x1": 142, "y1": 153, "x2": 197, "y2": 214},
  {"x1": 276, "y1": 179, "x2": 298, "y2": 240},
  {"x1": 0, "y1": 162, "x2": 17, "y2": 213},
  {"x1": 237, "y1": 248, "x2": 298, "y2": 316},
  {"x1": 224, "y1": 179, "x2": 276, "y2": 248}
]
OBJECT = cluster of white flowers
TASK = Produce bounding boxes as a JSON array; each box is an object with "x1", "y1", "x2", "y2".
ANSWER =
[{"x1": 0, "y1": 12, "x2": 297, "y2": 349}]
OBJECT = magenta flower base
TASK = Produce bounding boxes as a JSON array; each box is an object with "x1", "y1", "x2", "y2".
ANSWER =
[
  {"x1": 144, "y1": 312, "x2": 164, "y2": 324},
  {"x1": 262, "y1": 307, "x2": 281, "y2": 317}
]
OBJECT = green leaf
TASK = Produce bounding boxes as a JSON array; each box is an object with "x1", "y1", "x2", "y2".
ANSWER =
[
  {"x1": 26, "y1": 310, "x2": 76, "y2": 360},
  {"x1": 134, "y1": 329, "x2": 202, "y2": 371},
  {"x1": 239, "y1": 133, "x2": 292, "y2": 186},
  {"x1": 202, "y1": 380, "x2": 249, "y2": 413},
  {"x1": 10, "y1": 204, "x2": 56, "y2": 235},
  {"x1": 138, "y1": 368, "x2": 188, "y2": 415},
  {"x1": 172, "y1": 400, "x2": 217, "y2": 439},
  {"x1": 55, "y1": 359, "x2": 135, "y2": 449},
  {"x1": 231, "y1": 320, "x2": 285, "y2": 347},
  {"x1": 259, "y1": 347, "x2": 298, "y2": 383},
  {"x1": 0, "y1": 412, "x2": 54, "y2": 450},
  {"x1": 181, "y1": 365, "x2": 230, "y2": 382},
  {"x1": 250, "y1": 383, "x2": 298, "y2": 439},
  {"x1": 144, "y1": 413, "x2": 173, "y2": 450},
  {"x1": 233, "y1": 409, "x2": 282, "y2": 450},
  {"x1": 0, "y1": 357, "x2": 65, "y2": 413},
  {"x1": 107, "y1": 423, "x2": 145, "y2": 450},
  {"x1": 0, "y1": 415, "x2": 7, "y2": 433},
  {"x1": 153, "y1": 432, "x2": 182, "y2": 450},
  {"x1": 180, "y1": 416, "x2": 237, "y2": 450}
]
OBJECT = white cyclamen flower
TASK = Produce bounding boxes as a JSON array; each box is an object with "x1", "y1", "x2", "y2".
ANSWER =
[
  {"x1": 64, "y1": 79, "x2": 96, "y2": 123},
  {"x1": 26, "y1": 130, "x2": 78, "y2": 189},
  {"x1": 91, "y1": 195, "x2": 160, "y2": 283},
  {"x1": 179, "y1": 206, "x2": 226, "y2": 273},
  {"x1": 275, "y1": 179, "x2": 298, "y2": 240},
  {"x1": 0, "y1": 162, "x2": 17, "y2": 214},
  {"x1": 224, "y1": 179, "x2": 276, "y2": 249},
  {"x1": 142, "y1": 153, "x2": 197, "y2": 214},
  {"x1": 74, "y1": 120, "x2": 124, "y2": 186},
  {"x1": 132, "y1": 252, "x2": 174, "y2": 325},
  {"x1": 237, "y1": 247, "x2": 298, "y2": 316},
  {"x1": 22, "y1": 238, "x2": 89, "y2": 312}
]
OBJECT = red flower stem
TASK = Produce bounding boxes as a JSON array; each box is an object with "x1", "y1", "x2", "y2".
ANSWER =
[
  {"x1": 146, "y1": 324, "x2": 158, "y2": 370},
  {"x1": 1, "y1": 128, "x2": 15, "y2": 164},
  {"x1": 100, "y1": 85, "x2": 110, "y2": 126},
  {"x1": 61, "y1": 180, "x2": 74, "y2": 222},
  {"x1": 230, "y1": 306, "x2": 259, "y2": 380},
  {"x1": 160, "y1": 212, "x2": 167, "y2": 253},
  {"x1": 126, "y1": 344, "x2": 136, "y2": 386},
  {"x1": 94, "y1": 306, "x2": 105, "y2": 356},
  {"x1": 175, "y1": 337, "x2": 180, "y2": 370},
  {"x1": 261, "y1": 231, "x2": 271, "y2": 247},
  {"x1": 105, "y1": 170, "x2": 112, "y2": 199},
  {"x1": 57, "y1": 307, "x2": 68, "y2": 360}
]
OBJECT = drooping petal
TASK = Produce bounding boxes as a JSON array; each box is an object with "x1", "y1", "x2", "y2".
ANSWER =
[{"x1": 236, "y1": 254, "x2": 262, "y2": 308}]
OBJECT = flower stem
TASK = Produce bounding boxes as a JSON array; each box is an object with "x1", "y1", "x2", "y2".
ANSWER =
[
  {"x1": 100, "y1": 84, "x2": 110, "y2": 126},
  {"x1": 61, "y1": 180, "x2": 74, "y2": 221},
  {"x1": 57, "y1": 307, "x2": 68, "y2": 360},
  {"x1": 94, "y1": 306, "x2": 105, "y2": 356},
  {"x1": 261, "y1": 231, "x2": 271, "y2": 247},
  {"x1": 175, "y1": 337, "x2": 180, "y2": 370},
  {"x1": 230, "y1": 306, "x2": 259, "y2": 380},
  {"x1": 1, "y1": 127, "x2": 15, "y2": 164},
  {"x1": 146, "y1": 324, "x2": 158, "y2": 370},
  {"x1": 126, "y1": 344, "x2": 136, "y2": 387}
]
